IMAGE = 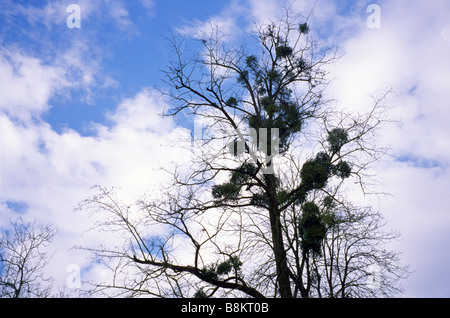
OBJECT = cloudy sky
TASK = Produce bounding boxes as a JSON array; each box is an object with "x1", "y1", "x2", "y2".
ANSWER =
[{"x1": 0, "y1": 0, "x2": 449, "y2": 298}]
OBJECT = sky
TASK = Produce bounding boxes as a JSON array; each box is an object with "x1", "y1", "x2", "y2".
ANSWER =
[{"x1": 0, "y1": 0, "x2": 449, "y2": 298}]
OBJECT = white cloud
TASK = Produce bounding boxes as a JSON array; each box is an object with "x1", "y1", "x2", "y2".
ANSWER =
[
  {"x1": 322, "y1": 0, "x2": 450, "y2": 297},
  {"x1": 0, "y1": 49, "x2": 67, "y2": 120},
  {"x1": 326, "y1": 0, "x2": 450, "y2": 161},
  {"x1": 0, "y1": 83, "x2": 191, "y2": 295},
  {"x1": 247, "y1": 0, "x2": 283, "y2": 25},
  {"x1": 374, "y1": 161, "x2": 450, "y2": 297},
  {"x1": 0, "y1": 42, "x2": 115, "y2": 120},
  {"x1": 176, "y1": 15, "x2": 238, "y2": 40},
  {"x1": 9, "y1": 0, "x2": 96, "y2": 30},
  {"x1": 53, "y1": 39, "x2": 118, "y2": 104},
  {"x1": 139, "y1": 0, "x2": 154, "y2": 17},
  {"x1": 1, "y1": 87, "x2": 189, "y2": 215},
  {"x1": 103, "y1": 0, "x2": 136, "y2": 31},
  {"x1": 0, "y1": 1, "x2": 165, "y2": 294},
  {"x1": 16, "y1": 1, "x2": 68, "y2": 29}
]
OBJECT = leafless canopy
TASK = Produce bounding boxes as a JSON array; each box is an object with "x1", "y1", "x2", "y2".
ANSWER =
[
  {"x1": 0, "y1": 218, "x2": 56, "y2": 298},
  {"x1": 77, "y1": 9, "x2": 409, "y2": 298}
]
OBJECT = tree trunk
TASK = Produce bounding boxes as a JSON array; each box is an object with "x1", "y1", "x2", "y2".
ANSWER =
[{"x1": 266, "y1": 174, "x2": 292, "y2": 298}]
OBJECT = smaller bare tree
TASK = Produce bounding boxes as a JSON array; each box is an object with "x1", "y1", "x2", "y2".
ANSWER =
[{"x1": 0, "y1": 218, "x2": 57, "y2": 298}]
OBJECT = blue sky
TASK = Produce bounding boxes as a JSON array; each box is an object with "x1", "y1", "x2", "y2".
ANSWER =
[
  {"x1": 1, "y1": 0, "x2": 363, "y2": 134},
  {"x1": 1, "y1": 0, "x2": 450, "y2": 298},
  {"x1": 1, "y1": 0, "x2": 235, "y2": 135}
]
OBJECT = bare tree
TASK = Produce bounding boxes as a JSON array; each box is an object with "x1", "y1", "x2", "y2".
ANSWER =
[
  {"x1": 0, "y1": 218, "x2": 56, "y2": 298},
  {"x1": 311, "y1": 203, "x2": 408, "y2": 298},
  {"x1": 78, "y1": 9, "x2": 409, "y2": 298}
]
